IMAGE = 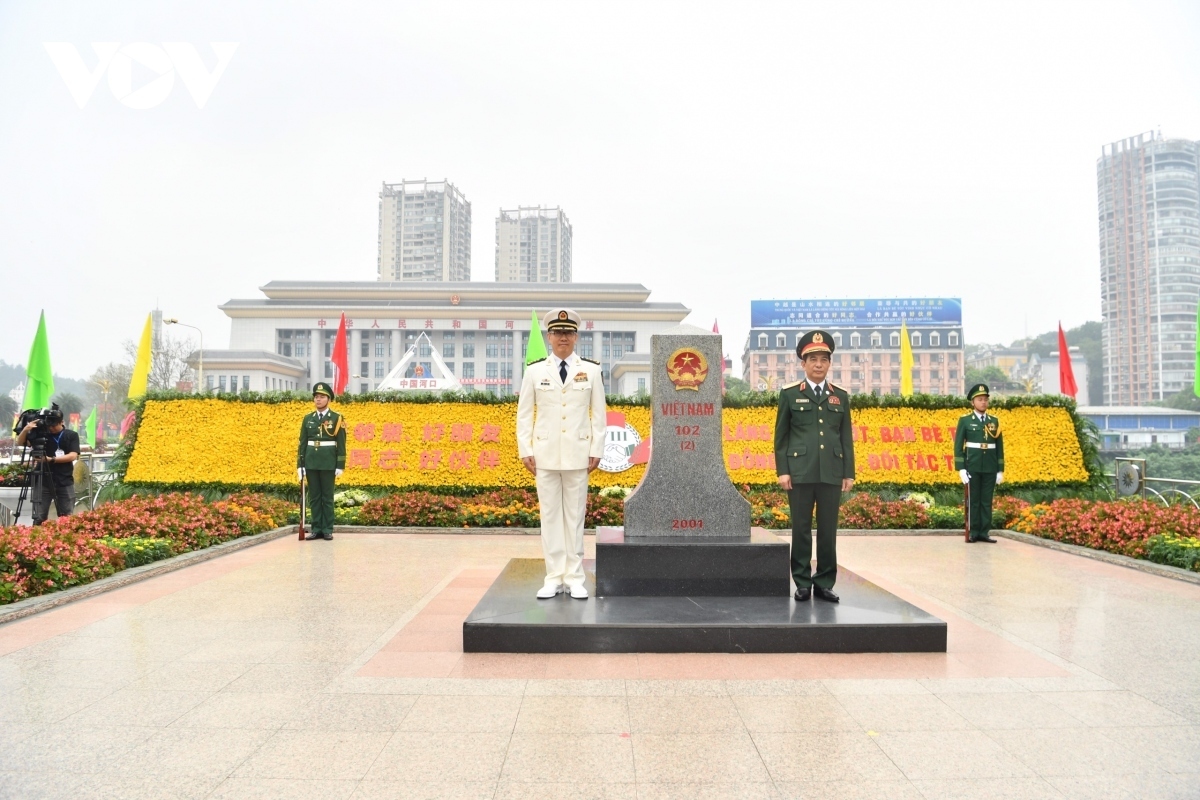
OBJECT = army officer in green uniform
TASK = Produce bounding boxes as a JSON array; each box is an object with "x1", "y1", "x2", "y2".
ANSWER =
[
  {"x1": 297, "y1": 382, "x2": 346, "y2": 541},
  {"x1": 954, "y1": 383, "x2": 1004, "y2": 543},
  {"x1": 774, "y1": 330, "x2": 856, "y2": 603}
]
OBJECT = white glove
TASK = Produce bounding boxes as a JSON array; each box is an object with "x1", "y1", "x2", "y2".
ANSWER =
[
  {"x1": 335, "y1": 469, "x2": 343, "y2": 478},
  {"x1": 297, "y1": 468, "x2": 305, "y2": 480},
  {"x1": 959, "y1": 469, "x2": 970, "y2": 485},
  {"x1": 996, "y1": 472, "x2": 1004, "y2": 485}
]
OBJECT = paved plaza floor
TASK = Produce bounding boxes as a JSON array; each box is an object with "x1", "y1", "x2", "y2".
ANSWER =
[{"x1": 1, "y1": 532, "x2": 1198, "y2": 799}]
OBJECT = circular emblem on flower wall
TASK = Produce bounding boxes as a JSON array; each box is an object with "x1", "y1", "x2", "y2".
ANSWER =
[{"x1": 599, "y1": 421, "x2": 643, "y2": 473}]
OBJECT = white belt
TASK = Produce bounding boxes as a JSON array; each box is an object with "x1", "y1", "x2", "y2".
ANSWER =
[
  {"x1": 307, "y1": 440, "x2": 337, "y2": 447},
  {"x1": 965, "y1": 442, "x2": 994, "y2": 450}
]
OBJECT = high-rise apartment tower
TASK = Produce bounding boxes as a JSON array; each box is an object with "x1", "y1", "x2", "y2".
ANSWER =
[
  {"x1": 495, "y1": 206, "x2": 573, "y2": 282},
  {"x1": 378, "y1": 179, "x2": 472, "y2": 281},
  {"x1": 1099, "y1": 132, "x2": 1200, "y2": 405}
]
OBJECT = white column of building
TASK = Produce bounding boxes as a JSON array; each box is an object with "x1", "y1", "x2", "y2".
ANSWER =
[
  {"x1": 355, "y1": 328, "x2": 367, "y2": 392},
  {"x1": 309, "y1": 329, "x2": 320, "y2": 391},
  {"x1": 391, "y1": 329, "x2": 401, "y2": 372}
]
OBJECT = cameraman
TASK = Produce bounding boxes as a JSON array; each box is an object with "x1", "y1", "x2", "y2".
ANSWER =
[{"x1": 16, "y1": 408, "x2": 80, "y2": 525}]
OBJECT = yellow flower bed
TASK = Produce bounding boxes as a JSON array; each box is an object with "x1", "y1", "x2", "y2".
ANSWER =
[{"x1": 126, "y1": 399, "x2": 1087, "y2": 487}]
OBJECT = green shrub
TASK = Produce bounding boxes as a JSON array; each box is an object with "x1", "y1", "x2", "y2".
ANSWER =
[
  {"x1": 1145, "y1": 533, "x2": 1200, "y2": 572},
  {"x1": 100, "y1": 536, "x2": 176, "y2": 568},
  {"x1": 285, "y1": 507, "x2": 362, "y2": 525},
  {"x1": 927, "y1": 506, "x2": 964, "y2": 529}
]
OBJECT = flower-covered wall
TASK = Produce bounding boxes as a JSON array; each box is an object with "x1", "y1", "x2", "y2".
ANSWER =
[{"x1": 123, "y1": 394, "x2": 1092, "y2": 489}]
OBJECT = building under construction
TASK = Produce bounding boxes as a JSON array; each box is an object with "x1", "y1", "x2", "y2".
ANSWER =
[{"x1": 1099, "y1": 132, "x2": 1200, "y2": 405}]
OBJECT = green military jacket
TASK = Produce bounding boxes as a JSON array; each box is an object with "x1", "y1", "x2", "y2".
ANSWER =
[
  {"x1": 953, "y1": 412, "x2": 1004, "y2": 473},
  {"x1": 774, "y1": 380, "x2": 856, "y2": 485},
  {"x1": 297, "y1": 409, "x2": 347, "y2": 471}
]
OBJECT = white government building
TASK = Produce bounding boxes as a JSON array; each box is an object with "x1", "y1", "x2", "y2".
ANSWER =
[{"x1": 199, "y1": 281, "x2": 690, "y2": 396}]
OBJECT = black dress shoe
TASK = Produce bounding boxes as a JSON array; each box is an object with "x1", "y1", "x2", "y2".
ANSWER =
[
  {"x1": 794, "y1": 588, "x2": 811, "y2": 602},
  {"x1": 813, "y1": 587, "x2": 840, "y2": 603},
  {"x1": 304, "y1": 531, "x2": 321, "y2": 541},
  {"x1": 979, "y1": 536, "x2": 997, "y2": 543},
  {"x1": 322, "y1": 532, "x2": 333, "y2": 540}
]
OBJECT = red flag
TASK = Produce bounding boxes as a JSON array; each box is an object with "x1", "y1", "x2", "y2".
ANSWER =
[
  {"x1": 712, "y1": 319, "x2": 726, "y2": 394},
  {"x1": 1057, "y1": 322, "x2": 1078, "y2": 399},
  {"x1": 331, "y1": 313, "x2": 350, "y2": 395}
]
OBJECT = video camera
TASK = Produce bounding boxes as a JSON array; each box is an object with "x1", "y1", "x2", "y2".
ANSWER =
[{"x1": 13, "y1": 404, "x2": 63, "y2": 436}]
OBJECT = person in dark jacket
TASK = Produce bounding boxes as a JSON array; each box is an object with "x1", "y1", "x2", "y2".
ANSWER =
[{"x1": 773, "y1": 330, "x2": 856, "y2": 602}]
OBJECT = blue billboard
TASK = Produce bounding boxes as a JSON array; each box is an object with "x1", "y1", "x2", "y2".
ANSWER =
[{"x1": 750, "y1": 298, "x2": 962, "y2": 328}]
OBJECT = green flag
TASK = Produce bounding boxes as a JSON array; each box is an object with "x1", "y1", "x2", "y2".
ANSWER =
[
  {"x1": 22, "y1": 311, "x2": 54, "y2": 410},
  {"x1": 86, "y1": 407, "x2": 98, "y2": 448},
  {"x1": 525, "y1": 309, "x2": 548, "y2": 365}
]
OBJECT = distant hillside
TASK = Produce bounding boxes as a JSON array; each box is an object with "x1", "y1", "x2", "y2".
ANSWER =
[{"x1": 0, "y1": 360, "x2": 91, "y2": 404}]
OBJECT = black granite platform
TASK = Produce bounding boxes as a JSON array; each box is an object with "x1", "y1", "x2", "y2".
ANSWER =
[
  {"x1": 595, "y1": 527, "x2": 790, "y2": 597},
  {"x1": 463, "y1": 558, "x2": 947, "y2": 653}
]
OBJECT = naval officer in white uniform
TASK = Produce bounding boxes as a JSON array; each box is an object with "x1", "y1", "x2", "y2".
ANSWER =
[{"x1": 516, "y1": 308, "x2": 606, "y2": 599}]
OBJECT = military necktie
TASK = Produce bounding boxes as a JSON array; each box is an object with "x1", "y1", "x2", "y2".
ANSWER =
[
  {"x1": 814, "y1": 384, "x2": 823, "y2": 400},
  {"x1": 560, "y1": 361, "x2": 568, "y2": 384}
]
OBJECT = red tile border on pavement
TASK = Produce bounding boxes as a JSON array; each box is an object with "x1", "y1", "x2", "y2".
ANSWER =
[{"x1": 358, "y1": 565, "x2": 1070, "y2": 681}]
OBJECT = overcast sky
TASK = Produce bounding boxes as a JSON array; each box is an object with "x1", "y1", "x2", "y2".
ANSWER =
[{"x1": 2, "y1": 0, "x2": 1199, "y2": 378}]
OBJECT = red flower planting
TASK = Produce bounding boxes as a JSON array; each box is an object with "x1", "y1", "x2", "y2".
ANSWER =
[
  {"x1": 357, "y1": 492, "x2": 464, "y2": 527},
  {"x1": 838, "y1": 493, "x2": 931, "y2": 529},
  {"x1": 1012, "y1": 498, "x2": 1200, "y2": 558},
  {"x1": 0, "y1": 525, "x2": 123, "y2": 604},
  {"x1": 0, "y1": 492, "x2": 292, "y2": 605}
]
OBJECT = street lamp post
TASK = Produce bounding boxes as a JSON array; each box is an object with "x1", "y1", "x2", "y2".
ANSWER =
[
  {"x1": 164, "y1": 318, "x2": 203, "y2": 393},
  {"x1": 87, "y1": 378, "x2": 113, "y2": 448}
]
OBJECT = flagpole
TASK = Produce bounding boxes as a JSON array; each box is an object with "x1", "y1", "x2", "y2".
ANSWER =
[{"x1": 165, "y1": 319, "x2": 203, "y2": 392}]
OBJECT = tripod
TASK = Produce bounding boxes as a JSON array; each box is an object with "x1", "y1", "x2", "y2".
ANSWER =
[{"x1": 13, "y1": 440, "x2": 52, "y2": 525}]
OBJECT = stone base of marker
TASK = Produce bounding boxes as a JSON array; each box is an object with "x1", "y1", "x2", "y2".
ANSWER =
[
  {"x1": 595, "y1": 527, "x2": 790, "y2": 597},
  {"x1": 462, "y1": 558, "x2": 948, "y2": 654}
]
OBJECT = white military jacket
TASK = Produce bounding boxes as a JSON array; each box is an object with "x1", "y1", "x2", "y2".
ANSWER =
[{"x1": 516, "y1": 352, "x2": 607, "y2": 471}]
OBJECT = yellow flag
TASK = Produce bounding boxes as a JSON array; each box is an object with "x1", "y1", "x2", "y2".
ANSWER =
[
  {"x1": 127, "y1": 314, "x2": 153, "y2": 399},
  {"x1": 899, "y1": 319, "x2": 914, "y2": 397}
]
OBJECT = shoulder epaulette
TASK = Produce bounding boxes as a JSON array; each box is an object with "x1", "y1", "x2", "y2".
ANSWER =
[
  {"x1": 828, "y1": 382, "x2": 845, "y2": 392},
  {"x1": 581, "y1": 357, "x2": 600, "y2": 365},
  {"x1": 782, "y1": 379, "x2": 803, "y2": 390},
  {"x1": 527, "y1": 357, "x2": 547, "y2": 365}
]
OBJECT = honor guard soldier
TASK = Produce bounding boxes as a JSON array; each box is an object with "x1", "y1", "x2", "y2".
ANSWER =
[
  {"x1": 516, "y1": 308, "x2": 606, "y2": 600},
  {"x1": 773, "y1": 330, "x2": 856, "y2": 603},
  {"x1": 297, "y1": 382, "x2": 346, "y2": 541},
  {"x1": 954, "y1": 383, "x2": 1004, "y2": 543}
]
